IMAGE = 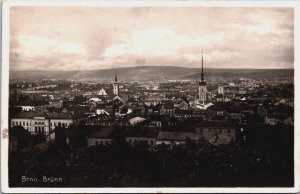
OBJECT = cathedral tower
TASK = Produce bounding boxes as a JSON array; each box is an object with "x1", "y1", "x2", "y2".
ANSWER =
[{"x1": 198, "y1": 50, "x2": 207, "y2": 104}]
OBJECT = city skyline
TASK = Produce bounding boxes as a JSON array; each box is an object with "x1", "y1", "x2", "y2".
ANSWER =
[{"x1": 10, "y1": 7, "x2": 294, "y2": 71}]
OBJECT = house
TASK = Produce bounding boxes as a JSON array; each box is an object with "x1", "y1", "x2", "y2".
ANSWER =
[
  {"x1": 10, "y1": 110, "x2": 88, "y2": 140},
  {"x1": 89, "y1": 97, "x2": 102, "y2": 103},
  {"x1": 215, "y1": 94, "x2": 224, "y2": 102},
  {"x1": 174, "y1": 99, "x2": 189, "y2": 110},
  {"x1": 11, "y1": 111, "x2": 50, "y2": 135},
  {"x1": 175, "y1": 108, "x2": 207, "y2": 118},
  {"x1": 227, "y1": 107, "x2": 242, "y2": 120},
  {"x1": 98, "y1": 88, "x2": 107, "y2": 96},
  {"x1": 48, "y1": 100, "x2": 63, "y2": 108},
  {"x1": 145, "y1": 104, "x2": 161, "y2": 115},
  {"x1": 16, "y1": 101, "x2": 51, "y2": 112},
  {"x1": 160, "y1": 101, "x2": 175, "y2": 116},
  {"x1": 156, "y1": 132, "x2": 202, "y2": 145},
  {"x1": 125, "y1": 129, "x2": 158, "y2": 148},
  {"x1": 17, "y1": 105, "x2": 35, "y2": 111},
  {"x1": 129, "y1": 116, "x2": 146, "y2": 125},
  {"x1": 113, "y1": 95, "x2": 124, "y2": 102},
  {"x1": 143, "y1": 95, "x2": 162, "y2": 106},
  {"x1": 208, "y1": 102, "x2": 232, "y2": 116},
  {"x1": 86, "y1": 127, "x2": 114, "y2": 147},
  {"x1": 115, "y1": 104, "x2": 131, "y2": 116},
  {"x1": 149, "y1": 120, "x2": 162, "y2": 128},
  {"x1": 195, "y1": 120, "x2": 238, "y2": 145},
  {"x1": 92, "y1": 103, "x2": 111, "y2": 115}
]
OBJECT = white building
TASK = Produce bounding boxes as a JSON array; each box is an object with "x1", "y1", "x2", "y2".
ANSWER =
[
  {"x1": 11, "y1": 111, "x2": 87, "y2": 140},
  {"x1": 98, "y1": 88, "x2": 107, "y2": 96}
]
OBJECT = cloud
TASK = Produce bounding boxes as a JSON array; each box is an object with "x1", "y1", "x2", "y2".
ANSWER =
[
  {"x1": 103, "y1": 28, "x2": 188, "y2": 58},
  {"x1": 9, "y1": 7, "x2": 294, "y2": 70},
  {"x1": 13, "y1": 35, "x2": 88, "y2": 58},
  {"x1": 103, "y1": 28, "x2": 226, "y2": 59}
]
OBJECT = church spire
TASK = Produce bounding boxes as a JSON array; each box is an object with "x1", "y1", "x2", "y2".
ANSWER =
[
  {"x1": 201, "y1": 49, "x2": 204, "y2": 81},
  {"x1": 113, "y1": 70, "x2": 119, "y2": 96}
]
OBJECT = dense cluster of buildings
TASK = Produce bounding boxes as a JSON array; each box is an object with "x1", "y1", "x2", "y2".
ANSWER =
[{"x1": 9, "y1": 54, "x2": 294, "y2": 151}]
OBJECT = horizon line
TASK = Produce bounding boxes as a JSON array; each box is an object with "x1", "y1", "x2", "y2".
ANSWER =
[{"x1": 9, "y1": 65, "x2": 295, "y2": 72}]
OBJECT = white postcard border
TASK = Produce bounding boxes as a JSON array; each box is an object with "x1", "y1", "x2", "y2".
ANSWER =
[{"x1": 1, "y1": 0, "x2": 299, "y2": 193}]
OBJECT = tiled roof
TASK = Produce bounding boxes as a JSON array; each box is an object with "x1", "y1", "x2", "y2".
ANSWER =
[
  {"x1": 87, "y1": 127, "x2": 113, "y2": 138},
  {"x1": 125, "y1": 129, "x2": 158, "y2": 138},
  {"x1": 13, "y1": 111, "x2": 48, "y2": 118},
  {"x1": 12, "y1": 110, "x2": 86, "y2": 119},
  {"x1": 162, "y1": 100, "x2": 174, "y2": 109},
  {"x1": 195, "y1": 120, "x2": 239, "y2": 128}
]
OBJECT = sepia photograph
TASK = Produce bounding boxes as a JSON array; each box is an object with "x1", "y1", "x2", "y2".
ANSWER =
[{"x1": 1, "y1": 0, "x2": 299, "y2": 193}]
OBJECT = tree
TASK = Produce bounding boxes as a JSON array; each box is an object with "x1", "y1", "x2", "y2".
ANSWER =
[
  {"x1": 32, "y1": 132, "x2": 46, "y2": 145},
  {"x1": 9, "y1": 126, "x2": 31, "y2": 149}
]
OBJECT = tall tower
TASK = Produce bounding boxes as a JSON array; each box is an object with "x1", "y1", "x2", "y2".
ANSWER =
[
  {"x1": 113, "y1": 71, "x2": 119, "y2": 96},
  {"x1": 198, "y1": 50, "x2": 207, "y2": 104},
  {"x1": 218, "y1": 86, "x2": 224, "y2": 95}
]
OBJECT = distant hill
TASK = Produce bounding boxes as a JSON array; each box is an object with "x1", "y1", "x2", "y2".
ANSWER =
[
  {"x1": 10, "y1": 66, "x2": 294, "y2": 81},
  {"x1": 184, "y1": 69, "x2": 294, "y2": 80}
]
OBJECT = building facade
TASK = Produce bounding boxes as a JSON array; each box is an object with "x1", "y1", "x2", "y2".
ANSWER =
[{"x1": 11, "y1": 112, "x2": 87, "y2": 138}]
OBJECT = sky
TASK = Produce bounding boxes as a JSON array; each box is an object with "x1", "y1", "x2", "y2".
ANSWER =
[{"x1": 10, "y1": 7, "x2": 294, "y2": 71}]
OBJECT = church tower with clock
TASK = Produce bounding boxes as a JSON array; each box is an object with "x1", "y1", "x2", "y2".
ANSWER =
[{"x1": 113, "y1": 71, "x2": 119, "y2": 96}]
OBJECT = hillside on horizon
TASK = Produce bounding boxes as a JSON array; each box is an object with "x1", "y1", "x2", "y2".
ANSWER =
[{"x1": 10, "y1": 66, "x2": 294, "y2": 81}]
